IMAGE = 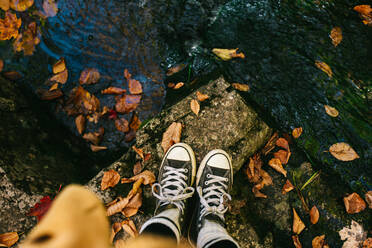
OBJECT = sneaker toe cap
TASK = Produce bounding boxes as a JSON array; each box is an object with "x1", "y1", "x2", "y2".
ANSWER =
[
  {"x1": 168, "y1": 146, "x2": 191, "y2": 161},
  {"x1": 207, "y1": 153, "x2": 230, "y2": 169}
]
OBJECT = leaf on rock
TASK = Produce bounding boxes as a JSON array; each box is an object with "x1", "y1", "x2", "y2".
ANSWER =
[
  {"x1": 310, "y1": 205, "x2": 320, "y2": 224},
  {"x1": 161, "y1": 122, "x2": 182, "y2": 153},
  {"x1": 268, "y1": 158, "x2": 287, "y2": 177},
  {"x1": 42, "y1": 0, "x2": 58, "y2": 17},
  {"x1": 190, "y1": 99, "x2": 200, "y2": 116},
  {"x1": 0, "y1": 11, "x2": 22, "y2": 40},
  {"x1": 50, "y1": 69, "x2": 68, "y2": 84},
  {"x1": 90, "y1": 144, "x2": 107, "y2": 152},
  {"x1": 0, "y1": 0, "x2": 10, "y2": 11},
  {"x1": 292, "y1": 127, "x2": 303, "y2": 139},
  {"x1": 343, "y1": 193, "x2": 366, "y2": 214},
  {"x1": 173, "y1": 82, "x2": 184, "y2": 89},
  {"x1": 13, "y1": 22, "x2": 41, "y2": 56},
  {"x1": 53, "y1": 58, "x2": 66, "y2": 74},
  {"x1": 324, "y1": 105, "x2": 339, "y2": 117},
  {"x1": 9, "y1": 0, "x2": 33, "y2": 11},
  {"x1": 49, "y1": 82, "x2": 59, "y2": 91},
  {"x1": 115, "y1": 95, "x2": 141, "y2": 114},
  {"x1": 121, "y1": 170, "x2": 155, "y2": 185},
  {"x1": 0, "y1": 59, "x2": 3, "y2": 72},
  {"x1": 101, "y1": 169, "x2": 120, "y2": 190},
  {"x1": 37, "y1": 88, "x2": 63, "y2": 100},
  {"x1": 330, "y1": 27, "x2": 342, "y2": 47},
  {"x1": 312, "y1": 235, "x2": 326, "y2": 248},
  {"x1": 196, "y1": 91, "x2": 209, "y2": 102},
  {"x1": 282, "y1": 180, "x2": 294, "y2": 195},
  {"x1": 276, "y1": 137, "x2": 289, "y2": 151},
  {"x1": 128, "y1": 79, "x2": 143, "y2": 94},
  {"x1": 329, "y1": 142, "x2": 359, "y2": 161},
  {"x1": 292, "y1": 208, "x2": 305, "y2": 234},
  {"x1": 212, "y1": 48, "x2": 245, "y2": 61},
  {"x1": 79, "y1": 68, "x2": 100, "y2": 85},
  {"x1": 132, "y1": 146, "x2": 144, "y2": 160},
  {"x1": 274, "y1": 149, "x2": 291, "y2": 165},
  {"x1": 231, "y1": 83, "x2": 249, "y2": 92},
  {"x1": 115, "y1": 118, "x2": 129, "y2": 133},
  {"x1": 110, "y1": 222, "x2": 122, "y2": 243},
  {"x1": 101, "y1": 87, "x2": 126, "y2": 95},
  {"x1": 0, "y1": 232, "x2": 19, "y2": 247},
  {"x1": 133, "y1": 161, "x2": 142, "y2": 175},
  {"x1": 166, "y1": 64, "x2": 186, "y2": 76},
  {"x1": 292, "y1": 235, "x2": 302, "y2": 248},
  {"x1": 365, "y1": 191, "x2": 372, "y2": 209},
  {"x1": 315, "y1": 61, "x2": 333, "y2": 78},
  {"x1": 122, "y1": 191, "x2": 142, "y2": 217},
  {"x1": 75, "y1": 114, "x2": 85, "y2": 134},
  {"x1": 27, "y1": 196, "x2": 53, "y2": 221},
  {"x1": 121, "y1": 220, "x2": 138, "y2": 238}
]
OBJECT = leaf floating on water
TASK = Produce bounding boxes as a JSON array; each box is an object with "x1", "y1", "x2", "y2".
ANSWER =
[
  {"x1": 50, "y1": 69, "x2": 68, "y2": 84},
  {"x1": 38, "y1": 88, "x2": 63, "y2": 100},
  {"x1": 79, "y1": 68, "x2": 100, "y2": 85},
  {"x1": 65, "y1": 86, "x2": 100, "y2": 115},
  {"x1": 292, "y1": 127, "x2": 303, "y2": 139},
  {"x1": 0, "y1": 59, "x2": 3, "y2": 72},
  {"x1": 83, "y1": 128, "x2": 104, "y2": 145},
  {"x1": 212, "y1": 48, "x2": 245, "y2": 61},
  {"x1": 101, "y1": 87, "x2": 126, "y2": 95},
  {"x1": 13, "y1": 22, "x2": 41, "y2": 56},
  {"x1": 75, "y1": 114, "x2": 85, "y2": 135},
  {"x1": 115, "y1": 118, "x2": 129, "y2": 133},
  {"x1": 315, "y1": 61, "x2": 333, "y2": 78},
  {"x1": 0, "y1": 232, "x2": 19, "y2": 247},
  {"x1": 312, "y1": 235, "x2": 326, "y2": 248},
  {"x1": 115, "y1": 95, "x2": 141, "y2": 114},
  {"x1": 190, "y1": 99, "x2": 200, "y2": 116},
  {"x1": 310, "y1": 205, "x2": 320, "y2": 224},
  {"x1": 161, "y1": 122, "x2": 182, "y2": 153},
  {"x1": 10, "y1": 0, "x2": 33, "y2": 11},
  {"x1": 129, "y1": 112, "x2": 141, "y2": 131},
  {"x1": 173, "y1": 82, "x2": 184, "y2": 89},
  {"x1": 292, "y1": 235, "x2": 302, "y2": 248},
  {"x1": 329, "y1": 142, "x2": 359, "y2": 161},
  {"x1": 101, "y1": 169, "x2": 120, "y2": 190},
  {"x1": 282, "y1": 179, "x2": 294, "y2": 195},
  {"x1": 274, "y1": 149, "x2": 291, "y2": 165},
  {"x1": 292, "y1": 208, "x2": 306, "y2": 234},
  {"x1": 27, "y1": 195, "x2": 53, "y2": 221},
  {"x1": 324, "y1": 105, "x2": 338, "y2": 117},
  {"x1": 0, "y1": 0, "x2": 10, "y2": 11},
  {"x1": 123, "y1": 68, "x2": 131, "y2": 80},
  {"x1": 330, "y1": 27, "x2": 342, "y2": 47},
  {"x1": 49, "y1": 82, "x2": 58, "y2": 91},
  {"x1": 231, "y1": 83, "x2": 249, "y2": 92},
  {"x1": 0, "y1": 11, "x2": 22, "y2": 40},
  {"x1": 343, "y1": 192, "x2": 366, "y2": 214},
  {"x1": 196, "y1": 91, "x2": 209, "y2": 102},
  {"x1": 128, "y1": 79, "x2": 143, "y2": 95},
  {"x1": 53, "y1": 58, "x2": 66, "y2": 74},
  {"x1": 42, "y1": 0, "x2": 58, "y2": 17},
  {"x1": 365, "y1": 191, "x2": 372, "y2": 209},
  {"x1": 268, "y1": 158, "x2": 287, "y2": 177},
  {"x1": 90, "y1": 144, "x2": 107, "y2": 152},
  {"x1": 166, "y1": 64, "x2": 186, "y2": 76}
]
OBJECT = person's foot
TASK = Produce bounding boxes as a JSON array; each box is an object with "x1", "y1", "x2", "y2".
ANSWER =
[
  {"x1": 140, "y1": 143, "x2": 196, "y2": 243},
  {"x1": 191, "y1": 149, "x2": 239, "y2": 248}
]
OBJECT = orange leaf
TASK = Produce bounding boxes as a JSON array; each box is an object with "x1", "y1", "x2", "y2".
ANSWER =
[
  {"x1": 173, "y1": 82, "x2": 184, "y2": 89},
  {"x1": 121, "y1": 220, "x2": 138, "y2": 238},
  {"x1": 107, "y1": 197, "x2": 130, "y2": 216},
  {"x1": 0, "y1": 232, "x2": 19, "y2": 247},
  {"x1": 0, "y1": 11, "x2": 22, "y2": 40},
  {"x1": 129, "y1": 112, "x2": 141, "y2": 131},
  {"x1": 53, "y1": 57, "x2": 66, "y2": 74},
  {"x1": 65, "y1": 86, "x2": 100, "y2": 115},
  {"x1": 123, "y1": 68, "x2": 131, "y2": 80},
  {"x1": 166, "y1": 64, "x2": 186, "y2": 76},
  {"x1": 101, "y1": 87, "x2": 126, "y2": 95},
  {"x1": 274, "y1": 149, "x2": 291, "y2": 165},
  {"x1": 161, "y1": 122, "x2": 182, "y2": 153},
  {"x1": 167, "y1": 82, "x2": 175, "y2": 88},
  {"x1": 190, "y1": 99, "x2": 200, "y2": 115},
  {"x1": 292, "y1": 127, "x2": 303, "y2": 139},
  {"x1": 292, "y1": 235, "x2": 302, "y2": 248},
  {"x1": 83, "y1": 131, "x2": 102, "y2": 145},
  {"x1": 121, "y1": 170, "x2": 155, "y2": 185},
  {"x1": 115, "y1": 95, "x2": 141, "y2": 114},
  {"x1": 90, "y1": 144, "x2": 107, "y2": 152},
  {"x1": 324, "y1": 105, "x2": 339, "y2": 117},
  {"x1": 282, "y1": 179, "x2": 294, "y2": 194},
  {"x1": 49, "y1": 82, "x2": 59, "y2": 91},
  {"x1": 365, "y1": 191, "x2": 372, "y2": 209},
  {"x1": 312, "y1": 235, "x2": 326, "y2": 248},
  {"x1": 101, "y1": 169, "x2": 120, "y2": 190},
  {"x1": 252, "y1": 184, "x2": 267, "y2": 198},
  {"x1": 75, "y1": 114, "x2": 85, "y2": 135},
  {"x1": 132, "y1": 146, "x2": 144, "y2": 160},
  {"x1": 292, "y1": 208, "x2": 305, "y2": 234},
  {"x1": 110, "y1": 222, "x2": 122, "y2": 243},
  {"x1": 363, "y1": 238, "x2": 372, "y2": 248},
  {"x1": 79, "y1": 68, "x2": 100, "y2": 85},
  {"x1": 310, "y1": 205, "x2": 319, "y2": 224},
  {"x1": 212, "y1": 48, "x2": 245, "y2": 61},
  {"x1": 196, "y1": 91, "x2": 209, "y2": 102},
  {"x1": 315, "y1": 61, "x2": 333, "y2": 78},
  {"x1": 50, "y1": 69, "x2": 68, "y2": 84},
  {"x1": 122, "y1": 191, "x2": 142, "y2": 217},
  {"x1": 354, "y1": 5, "x2": 372, "y2": 16},
  {"x1": 262, "y1": 132, "x2": 279, "y2": 155},
  {"x1": 330, "y1": 27, "x2": 342, "y2": 47},
  {"x1": 38, "y1": 88, "x2": 63, "y2": 100},
  {"x1": 0, "y1": 59, "x2": 4, "y2": 72},
  {"x1": 10, "y1": 0, "x2": 33, "y2": 11},
  {"x1": 268, "y1": 158, "x2": 287, "y2": 177},
  {"x1": 115, "y1": 118, "x2": 129, "y2": 133},
  {"x1": 133, "y1": 161, "x2": 142, "y2": 175},
  {"x1": 128, "y1": 79, "x2": 143, "y2": 94},
  {"x1": 276, "y1": 137, "x2": 289, "y2": 151},
  {"x1": 0, "y1": 0, "x2": 10, "y2": 11},
  {"x1": 343, "y1": 192, "x2": 366, "y2": 214},
  {"x1": 13, "y1": 22, "x2": 40, "y2": 56},
  {"x1": 231, "y1": 83, "x2": 249, "y2": 92},
  {"x1": 329, "y1": 142, "x2": 359, "y2": 161}
]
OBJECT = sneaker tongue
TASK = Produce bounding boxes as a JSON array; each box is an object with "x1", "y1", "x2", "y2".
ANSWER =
[
  {"x1": 208, "y1": 167, "x2": 228, "y2": 177},
  {"x1": 167, "y1": 159, "x2": 187, "y2": 169}
]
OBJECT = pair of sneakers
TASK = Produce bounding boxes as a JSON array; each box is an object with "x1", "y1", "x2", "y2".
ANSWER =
[{"x1": 140, "y1": 143, "x2": 239, "y2": 248}]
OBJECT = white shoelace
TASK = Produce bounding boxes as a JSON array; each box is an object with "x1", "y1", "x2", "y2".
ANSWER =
[
  {"x1": 152, "y1": 166, "x2": 195, "y2": 213},
  {"x1": 197, "y1": 174, "x2": 232, "y2": 221}
]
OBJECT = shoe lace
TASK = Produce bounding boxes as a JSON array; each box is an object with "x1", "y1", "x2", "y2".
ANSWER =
[
  {"x1": 152, "y1": 166, "x2": 194, "y2": 213},
  {"x1": 197, "y1": 174, "x2": 232, "y2": 221}
]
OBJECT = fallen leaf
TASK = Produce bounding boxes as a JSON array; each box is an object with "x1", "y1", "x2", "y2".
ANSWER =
[
  {"x1": 167, "y1": 82, "x2": 175, "y2": 88},
  {"x1": 343, "y1": 192, "x2": 366, "y2": 214},
  {"x1": 173, "y1": 82, "x2": 184, "y2": 89},
  {"x1": 315, "y1": 61, "x2": 333, "y2": 78},
  {"x1": 75, "y1": 114, "x2": 85, "y2": 134},
  {"x1": 190, "y1": 99, "x2": 200, "y2": 115},
  {"x1": 91, "y1": 144, "x2": 107, "y2": 152},
  {"x1": 101, "y1": 169, "x2": 120, "y2": 190},
  {"x1": 42, "y1": 0, "x2": 58, "y2": 17},
  {"x1": 363, "y1": 238, "x2": 372, "y2": 248},
  {"x1": 268, "y1": 158, "x2": 287, "y2": 177},
  {"x1": 115, "y1": 95, "x2": 141, "y2": 114},
  {"x1": 166, "y1": 64, "x2": 186, "y2": 76},
  {"x1": 310, "y1": 205, "x2": 320, "y2": 224},
  {"x1": 122, "y1": 191, "x2": 142, "y2": 217},
  {"x1": 129, "y1": 112, "x2": 141, "y2": 131},
  {"x1": 13, "y1": 22, "x2": 41, "y2": 56},
  {"x1": 133, "y1": 161, "x2": 142, "y2": 175},
  {"x1": 329, "y1": 142, "x2": 359, "y2": 161},
  {"x1": 108, "y1": 109, "x2": 118, "y2": 120},
  {"x1": 144, "y1": 153, "x2": 151, "y2": 162},
  {"x1": 0, "y1": 11, "x2": 22, "y2": 40},
  {"x1": 339, "y1": 220, "x2": 367, "y2": 248},
  {"x1": 110, "y1": 222, "x2": 122, "y2": 243},
  {"x1": 115, "y1": 118, "x2": 129, "y2": 133},
  {"x1": 274, "y1": 149, "x2": 291, "y2": 164},
  {"x1": 27, "y1": 195, "x2": 53, "y2": 221},
  {"x1": 252, "y1": 184, "x2": 267, "y2": 198},
  {"x1": 37, "y1": 88, "x2": 63, "y2": 100},
  {"x1": 324, "y1": 105, "x2": 339, "y2": 117},
  {"x1": 292, "y1": 235, "x2": 302, "y2": 248},
  {"x1": 282, "y1": 179, "x2": 294, "y2": 194},
  {"x1": 212, "y1": 48, "x2": 245, "y2": 61},
  {"x1": 101, "y1": 87, "x2": 126, "y2": 95},
  {"x1": 365, "y1": 191, "x2": 372, "y2": 209},
  {"x1": 231, "y1": 83, "x2": 249, "y2": 92},
  {"x1": 83, "y1": 132, "x2": 102, "y2": 145},
  {"x1": 330, "y1": 27, "x2": 342, "y2": 47},
  {"x1": 276, "y1": 137, "x2": 289, "y2": 151},
  {"x1": 123, "y1": 68, "x2": 131, "y2": 80},
  {"x1": 161, "y1": 122, "x2": 182, "y2": 153},
  {"x1": 0, "y1": 0, "x2": 9, "y2": 11},
  {"x1": 9, "y1": 0, "x2": 33, "y2": 11},
  {"x1": 65, "y1": 86, "x2": 100, "y2": 115},
  {"x1": 50, "y1": 70, "x2": 68, "y2": 84},
  {"x1": 354, "y1": 5, "x2": 372, "y2": 26},
  {"x1": 128, "y1": 79, "x2": 143, "y2": 94},
  {"x1": 53, "y1": 58, "x2": 66, "y2": 74},
  {"x1": 49, "y1": 82, "x2": 59, "y2": 91},
  {"x1": 312, "y1": 235, "x2": 326, "y2": 248},
  {"x1": 132, "y1": 146, "x2": 144, "y2": 160},
  {"x1": 2, "y1": 71, "x2": 21, "y2": 80},
  {"x1": 196, "y1": 91, "x2": 209, "y2": 102},
  {"x1": 0, "y1": 232, "x2": 19, "y2": 247},
  {"x1": 292, "y1": 127, "x2": 303, "y2": 139},
  {"x1": 79, "y1": 68, "x2": 100, "y2": 85},
  {"x1": 293, "y1": 208, "x2": 305, "y2": 234},
  {"x1": 261, "y1": 132, "x2": 279, "y2": 155},
  {"x1": 121, "y1": 220, "x2": 138, "y2": 238},
  {"x1": 121, "y1": 170, "x2": 155, "y2": 185},
  {"x1": 0, "y1": 59, "x2": 4, "y2": 72}
]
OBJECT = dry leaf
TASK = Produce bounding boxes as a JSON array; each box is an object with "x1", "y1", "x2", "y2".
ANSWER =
[
  {"x1": 101, "y1": 87, "x2": 126, "y2": 95},
  {"x1": 83, "y1": 132, "x2": 102, "y2": 145},
  {"x1": 231, "y1": 83, "x2": 249, "y2": 92},
  {"x1": 10, "y1": 0, "x2": 33, "y2": 11},
  {"x1": 190, "y1": 99, "x2": 200, "y2": 115},
  {"x1": 101, "y1": 169, "x2": 120, "y2": 190},
  {"x1": 315, "y1": 61, "x2": 333, "y2": 78},
  {"x1": 292, "y1": 127, "x2": 303, "y2": 139},
  {"x1": 173, "y1": 82, "x2": 184, "y2": 89},
  {"x1": 339, "y1": 220, "x2": 367, "y2": 248},
  {"x1": 292, "y1": 235, "x2": 302, "y2": 248},
  {"x1": 121, "y1": 220, "x2": 138, "y2": 238},
  {"x1": 0, "y1": 11, "x2": 22, "y2": 40},
  {"x1": 132, "y1": 146, "x2": 144, "y2": 160},
  {"x1": 42, "y1": 0, "x2": 58, "y2": 17},
  {"x1": 196, "y1": 91, "x2": 209, "y2": 102},
  {"x1": 0, "y1": 0, "x2": 10, "y2": 11},
  {"x1": 50, "y1": 69, "x2": 68, "y2": 84},
  {"x1": 343, "y1": 193, "x2": 366, "y2": 214},
  {"x1": 282, "y1": 180, "x2": 294, "y2": 194},
  {"x1": 115, "y1": 118, "x2": 129, "y2": 133},
  {"x1": 123, "y1": 68, "x2": 131, "y2": 80},
  {"x1": 293, "y1": 208, "x2": 305, "y2": 234},
  {"x1": 166, "y1": 64, "x2": 186, "y2": 76},
  {"x1": 0, "y1": 232, "x2": 19, "y2": 247},
  {"x1": 276, "y1": 138, "x2": 290, "y2": 151},
  {"x1": 125, "y1": 130, "x2": 136, "y2": 142},
  {"x1": 312, "y1": 235, "x2": 326, "y2": 248},
  {"x1": 53, "y1": 58, "x2": 66, "y2": 74},
  {"x1": 324, "y1": 105, "x2": 339, "y2": 117},
  {"x1": 365, "y1": 191, "x2": 372, "y2": 209},
  {"x1": 354, "y1": 5, "x2": 372, "y2": 26},
  {"x1": 79, "y1": 68, "x2": 100, "y2": 85},
  {"x1": 75, "y1": 114, "x2": 85, "y2": 134},
  {"x1": 133, "y1": 161, "x2": 142, "y2": 175},
  {"x1": 274, "y1": 149, "x2": 291, "y2": 165},
  {"x1": 329, "y1": 142, "x2": 359, "y2": 161},
  {"x1": 129, "y1": 112, "x2": 141, "y2": 131},
  {"x1": 262, "y1": 132, "x2": 279, "y2": 155},
  {"x1": 90, "y1": 144, "x2": 107, "y2": 152},
  {"x1": 212, "y1": 48, "x2": 245, "y2": 61},
  {"x1": 115, "y1": 95, "x2": 141, "y2": 114},
  {"x1": 161, "y1": 122, "x2": 182, "y2": 153},
  {"x1": 110, "y1": 222, "x2": 122, "y2": 243},
  {"x1": 310, "y1": 205, "x2": 320, "y2": 224},
  {"x1": 268, "y1": 158, "x2": 287, "y2": 177},
  {"x1": 49, "y1": 82, "x2": 59, "y2": 91},
  {"x1": 363, "y1": 238, "x2": 372, "y2": 248},
  {"x1": 121, "y1": 170, "x2": 155, "y2": 185},
  {"x1": 167, "y1": 82, "x2": 175, "y2": 88},
  {"x1": 13, "y1": 22, "x2": 40, "y2": 56},
  {"x1": 122, "y1": 191, "x2": 142, "y2": 217},
  {"x1": 0, "y1": 59, "x2": 3, "y2": 72},
  {"x1": 38, "y1": 88, "x2": 63, "y2": 100},
  {"x1": 65, "y1": 86, "x2": 100, "y2": 115},
  {"x1": 330, "y1": 27, "x2": 342, "y2": 47},
  {"x1": 252, "y1": 184, "x2": 267, "y2": 198},
  {"x1": 128, "y1": 79, "x2": 143, "y2": 94}
]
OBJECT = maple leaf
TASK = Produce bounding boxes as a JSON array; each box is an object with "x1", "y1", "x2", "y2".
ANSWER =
[
  {"x1": 28, "y1": 195, "x2": 53, "y2": 221},
  {"x1": 79, "y1": 68, "x2": 100, "y2": 85},
  {"x1": 212, "y1": 48, "x2": 245, "y2": 61},
  {"x1": 329, "y1": 142, "x2": 359, "y2": 161},
  {"x1": 13, "y1": 22, "x2": 41, "y2": 56},
  {"x1": 0, "y1": 11, "x2": 21, "y2": 41}
]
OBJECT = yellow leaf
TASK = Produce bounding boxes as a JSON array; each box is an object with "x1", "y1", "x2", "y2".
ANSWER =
[
  {"x1": 53, "y1": 58, "x2": 66, "y2": 74},
  {"x1": 50, "y1": 69, "x2": 68, "y2": 84},
  {"x1": 49, "y1": 82, "x2": 59, "y2": 91},
  {"x1": 75, "y1": 114, "x2": 85, "y2": 135},
  {"x1": 0, "y1": 0, "x2": 9, "y2": 11},
  {"x1": 10, "y1": 0, "x2": 33, "y2": 11},
  {"x1": 329, "y1": 142, "x2": 359, "y2": 161},
  {"x1": 324, "y1": 105, "x2": 339, "y2": 117},
  {"x1": 0, "y1": 232, "x2": 19, "y2": 247},
  {"x1": 330, "y1": 27, "x2": 342, "y2": 47},
  {"x1": 196, "y1": 91, "x2": 209, "y2": 102},
  {"x1": 190, "y1": 99, "x2": 200, "y2": 116},
  {"x1": 292, "y1": 208, "x2": 305, "y2": 234},
  {"x1": 231, "y1": 83, "x2": 250, "y2": 92},
  {"x1": 268, "y1": 158, "x2": 287, "y2": 177},
  {"x1": 212, "y1": 48, "x2": 245, "y2": 61},
  {"x1": 315, "y1": 61, "x2": 333, "y2": 78},
  {"x1": 0, "y1": 11, "x2": 22, "y2": 41},
  {"x1": 292, "y1": 127, "x2": 303, "y2": 139}
]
